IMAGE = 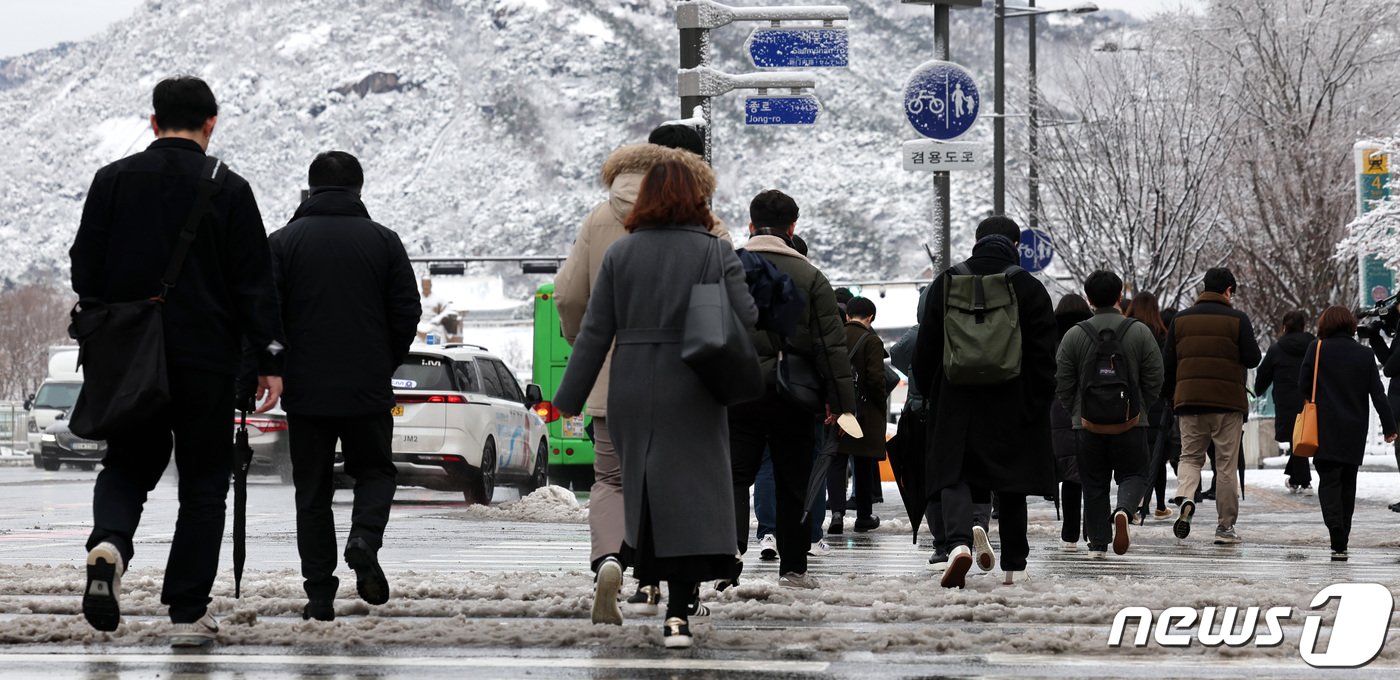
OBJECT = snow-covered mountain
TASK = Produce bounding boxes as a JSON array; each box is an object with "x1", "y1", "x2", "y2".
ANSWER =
[{"x1": 0, "y1": 0, "x2": 1124, "y2": 291}]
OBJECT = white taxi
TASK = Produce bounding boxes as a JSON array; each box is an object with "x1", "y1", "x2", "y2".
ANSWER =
[{"x1": 383, "y1": 343, "x2": 550, "y2": 505}]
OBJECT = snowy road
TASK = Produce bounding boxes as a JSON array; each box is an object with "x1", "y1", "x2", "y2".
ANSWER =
[{"x1": 3, "y1": 464, "x2": 1400, "y2": 677}]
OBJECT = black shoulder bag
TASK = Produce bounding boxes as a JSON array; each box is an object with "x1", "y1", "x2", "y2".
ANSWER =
[
  {"x1": 681, "y1": 236, "x2": 765, "y2": 406},
  {"x1": 67, "y1": 156, "x2": 227, "y2": 440},
  {"x1": 775, "y1": 279, "x2": 825, "y2": 413}
]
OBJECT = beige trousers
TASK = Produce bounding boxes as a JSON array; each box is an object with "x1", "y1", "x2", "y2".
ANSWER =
[
  {"x1": 1176, "y1": 412, "x2": 1243, "y2": 530},
  {"x1": 589, "y1": 417, "x2": 624, "y2": 566}
]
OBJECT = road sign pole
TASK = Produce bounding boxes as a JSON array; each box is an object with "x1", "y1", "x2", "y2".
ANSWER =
[
  {"x1": 1028, "y1": 0, "x2": 1039, "y2": 231},
  {"x1": 679, "y1": 26, "x2": 711, "y2": 163},
  {"x1": 934, "y1": 4, "x2": 951, "y2": 276},
  {"x1": 993, "y1": 0, "x2": 1005, "y2": 216}
]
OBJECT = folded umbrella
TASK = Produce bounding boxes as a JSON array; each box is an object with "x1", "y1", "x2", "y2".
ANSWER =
[
  {"x1": 233, "y1": 407, "x2": 254, "y2": 598},
  {"x1": 886, "y1": 409, "x2": 929, "y2": 544},
  {"x1": 1135, "y1": 408, "x2": 1175, "y2": 523},
  {"x1": 801, "y1": 425, "x2": 842, "y2": 526}
]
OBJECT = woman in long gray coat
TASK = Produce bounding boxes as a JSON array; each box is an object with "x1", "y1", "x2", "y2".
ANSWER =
[{"x1": 555, "y1": 160, "x2": 758, "y2": 649}]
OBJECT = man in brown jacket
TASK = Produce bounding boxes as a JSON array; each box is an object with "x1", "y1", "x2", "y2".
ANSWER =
[
  {"x1": 553, "y1": 125, "x2": 729, "y2": 624},
  {"x1": 830, "y1": 296, "x2": 888, "y2": 533},
  {"x1": 1162, "y1": 267, "x2": 1261, "y2": 545}
]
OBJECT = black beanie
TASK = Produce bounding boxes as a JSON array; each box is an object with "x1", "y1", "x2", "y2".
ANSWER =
[{"x1": 648, "y1": 124, "x2": 705, "y2": 157}]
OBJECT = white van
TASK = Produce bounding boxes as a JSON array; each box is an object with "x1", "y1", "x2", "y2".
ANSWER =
[{"x1": 24, "y1": 347, "x2": 82, "y2": 466}]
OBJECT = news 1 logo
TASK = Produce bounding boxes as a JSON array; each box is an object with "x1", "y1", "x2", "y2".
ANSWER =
[{"x1": 1108, "y1": 583, "x2": 1394, "y2": 668}]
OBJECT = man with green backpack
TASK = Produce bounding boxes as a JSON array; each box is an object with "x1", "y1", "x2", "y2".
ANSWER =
[{"x1": 912, "y1": 216, "x2": 1058, "y2": 588}]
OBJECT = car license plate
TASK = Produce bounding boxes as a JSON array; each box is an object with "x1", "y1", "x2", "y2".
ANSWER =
[
  {"x1": 391, "y1": 405, "x2": 405, "y2": 417},
  {"x1": 74, "y1": 442, "x2": 99, "y2": 451},
  {"x1": 563, "y1": 415, "x2": 586, "y2": 440}
]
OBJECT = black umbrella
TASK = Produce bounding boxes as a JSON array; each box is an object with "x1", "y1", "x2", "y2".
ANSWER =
[
  {"x1": 1135, "y1": 408, "x2": 1175, "y2": 524},
  {"x1": 800, "y1": 425, "x2": 842, "y2": 527},
  {"x1": 233, "y1": 407, "x2": 254, "y2": 598},
  {"x1": 885, "y1": 410, "x2": 929, "y2": 544}
]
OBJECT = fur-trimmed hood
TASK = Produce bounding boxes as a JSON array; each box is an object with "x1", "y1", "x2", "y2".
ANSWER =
[{"x1": 600, "y1": 143, "x2": 716, "y2": 224}]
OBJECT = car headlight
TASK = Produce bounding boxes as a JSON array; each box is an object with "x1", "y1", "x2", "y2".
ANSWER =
[{"x1": 41, "y1": 434, "x2": 56, "y2": 443}]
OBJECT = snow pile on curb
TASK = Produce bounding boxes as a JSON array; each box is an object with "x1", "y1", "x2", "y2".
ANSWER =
[{"x1": 453, "y1": 486, "x2": 588, "y2": 523}]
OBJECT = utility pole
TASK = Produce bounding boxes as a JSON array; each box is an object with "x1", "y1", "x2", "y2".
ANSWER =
[
  {"x1": 677, "y1": 19, "x2": 711, "y2": 163},
  {"x1": 993, "y1": 0, "x2": 1006, "y2": 215},
  {"x1": 1028, "y1": 0, "x2": 1039, "y2": 230}
]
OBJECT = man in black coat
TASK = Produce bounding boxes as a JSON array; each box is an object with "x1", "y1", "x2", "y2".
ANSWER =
[
  {"x1": 70, "y1": 76, "x2": 283, "y2": 646},
  {"x1": 913, "y1": 216, "x2": 1058, "y2": 588},
  {"x1": 268, "y1": 151, "x2": 421, "y2": 621}
]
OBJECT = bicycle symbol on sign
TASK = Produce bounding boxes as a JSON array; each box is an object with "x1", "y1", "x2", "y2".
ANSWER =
[{"x1": 906, "y1": 90, "x2": 945, "y2": 117}]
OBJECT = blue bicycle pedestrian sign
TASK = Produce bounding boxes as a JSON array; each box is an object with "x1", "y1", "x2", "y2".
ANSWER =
[
  {"x1": 903, "y1": 60, "x2": 981, "y2": 140},
  {"x1": 1018, "y1": 229, "x2": 1054, "y2": 273}
]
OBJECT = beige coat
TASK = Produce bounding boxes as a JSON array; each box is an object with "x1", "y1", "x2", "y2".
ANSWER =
[{"x1": 554, "y1": 143, "x2": 730, "y2": 416}]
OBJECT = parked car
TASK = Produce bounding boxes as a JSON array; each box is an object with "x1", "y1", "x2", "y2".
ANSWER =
[
  {"x1": 39, "y1": 418, "x2": 105, "y2": 471},
  {"x1": 26, "y1": 379, "x2": 82, "y2": 467},
  {"x1": 340, "y1": 343, "x2": 549, "y2": 505},
  {"x1": 233, "y1": 407, "x2": 292, "y2": 483}
]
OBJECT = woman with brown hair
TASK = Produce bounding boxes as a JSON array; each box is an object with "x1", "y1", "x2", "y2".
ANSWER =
[
  {"x1": 554, "y1": 160, "x2": 758, "y2": 647},
  {"x1": 1126, "y1": 292, "x2": 1173, "y2": 519},
  {"x1": 1299, "y1": 306, "x2": 1397, "y2": 561}
]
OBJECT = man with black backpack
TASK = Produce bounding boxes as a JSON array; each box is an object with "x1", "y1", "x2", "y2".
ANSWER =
[
  {"x1": 912, "y1": 216, "x2": 1058, "y2": 588},
  {"x1": 1054, "y1": 271, "x2": 1163, "y2": 559}
]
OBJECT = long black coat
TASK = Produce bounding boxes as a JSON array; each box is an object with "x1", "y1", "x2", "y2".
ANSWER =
[
  {"x1": 1255, "y1": 331, "x2": 1315, "y2": 443},
  {"x1": 912, "y1": 236, "x2": 1059, "y2": 498},
  {"x1": 1051, "y1": 307, "x2": 1091, "y2": 484},
  {"x1": 1299, "y1": 336, "x2": 1397, "y2": 465},
  {"x1": 268, "y1": 189, "x2": 421, "y2": 416}
]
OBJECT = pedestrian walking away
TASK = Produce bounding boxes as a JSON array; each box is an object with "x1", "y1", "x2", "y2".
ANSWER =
[
  {"x1": 1298, "y1": 307, "x2": 1398, "y2": 561},
  {"x1": 1161, "y1": 267, "x2": 1261, "y2": 544},
  {"x1": 268, "y1": 151, "x2": 421, "y2": 622},
  {"x1": 552, "y1": 125, "x2": 727, "y2": 622},
  {"x1": 69, "y1": 76, "x2": 283, "y2": 647},
  {"x1": 1255, "y1": 310, "x2": 1316, "y2": 494},
  {"x1": 553, "y1": 160, "x2": 757, "y2": 649},
  {"x1": 1054, "y1": 271, "x2": 1163, "y2": 559},
  {"x1": 830, "y1": 296, "x2": 891, "y2": 534},
  {"x1": 1125, "y1": 292, "x2": 1175, "y2": 520},
  {"x1": 727, "y1": 189, "x2": 858, "y2": 591},
  {"x1": 1051, "y1": 293, "x2": 1092, "y2": 551},
  {"x1": 912, "y1": 216, "x2": 1059, "y2": 588}
]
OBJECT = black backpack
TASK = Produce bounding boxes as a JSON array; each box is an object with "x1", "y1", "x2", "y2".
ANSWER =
[{"x1": 1076, "y1": 318, "x2": 1141, "y2": 435}]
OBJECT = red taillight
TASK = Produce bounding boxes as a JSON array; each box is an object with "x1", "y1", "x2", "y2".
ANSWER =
[
  {"x1": 236, "y1": 418, "x2": 287, "y2": 432},
  {"x1": 397, "y1": 394, "x2": 467, "y2": 404},
  {"x1": 534, "y1": 400, "x2": 560, "y2": 423}
]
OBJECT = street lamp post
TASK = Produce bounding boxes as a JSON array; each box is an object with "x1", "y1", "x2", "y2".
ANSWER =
[{"x1": 994, "y1": 1, "x2": 1098, "y2": 225}]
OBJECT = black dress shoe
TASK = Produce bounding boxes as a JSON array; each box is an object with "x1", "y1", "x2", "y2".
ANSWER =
[
  {"x1": 853, "y1": 514, "x2": 881, "y2": 532},
  {"x1": 344, "y1": 538, "x2": 390, "y2": 606}
]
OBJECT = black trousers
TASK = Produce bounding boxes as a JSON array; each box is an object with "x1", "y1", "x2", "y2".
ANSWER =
[
  {"x1": 1145, "y1": 426, "x2": 1168, "y2": 510},
  {"x1": 87, "y1": 368, "x2": 233, "y2": 623},
  {"x1": 927, "y1": 497, "x2": 992, "y2": 554},
  {"x1": 827, "y1": 454, "x2": 876, "y2": 518},
  {"x1": 942, "y1": 484, "x2": 1029, "y2": 570},
  {"x1": 1285, "y1": 453, "x2": 1313, "y2": 488},
  {"x1": 1313, "y1": 459, "x2": 1358, "y2": 553},
  {"x1": 287, "y1": 412, "x2": 397, "y2": 601},
  {"x1": 1076, "y1": 428, "x2": 1148, "y2": 547},
  {"x1": 1060, "y1": 480, "x2": 1083, "y2": 543},
  {"x1": 730, "y1": 391, "x2": 815, "y2": 576}
]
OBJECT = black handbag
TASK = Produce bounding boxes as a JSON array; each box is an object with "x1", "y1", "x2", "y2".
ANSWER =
[
  {"x1": 681, "y1": 236, "x2": 764, "y2": 406},
  {"x1": 67, "y1": 156, "x2": 227, "y2": 440},
  {"x1": 777, "y1": 344, "x2": 824, "y2": 413}
]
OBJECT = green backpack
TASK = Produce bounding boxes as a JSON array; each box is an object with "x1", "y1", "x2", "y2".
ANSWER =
[{"x1": 942, "y1": 262, "x2": 1024, "y2": 385}]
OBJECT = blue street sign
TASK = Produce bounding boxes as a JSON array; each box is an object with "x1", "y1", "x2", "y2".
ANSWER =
[
  {"x1": 747, "y1": 28, "x2": 849, "y2": 68},
  {"x1": 745, "y1": 95, "x2": 822, "y2": 125},
  {"x1": 903, "y1": 60, "x2": 981, "y2": 140},
  {"x1": 1018, "y1": 229, "x2": 1054, "y2": 273}
]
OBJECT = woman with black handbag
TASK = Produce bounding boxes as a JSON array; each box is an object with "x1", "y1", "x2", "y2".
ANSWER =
[
  {"x1": 1298, "y1": 306, "x2": 1397, "y2": 561},
  {"x1": 555, "y1": 160, "x2": 758, "y2": 649}
]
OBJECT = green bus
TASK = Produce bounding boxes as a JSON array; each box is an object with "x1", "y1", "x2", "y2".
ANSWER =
[{"x1": 532, "y1": 283, "x2": 595, "y2": 489}]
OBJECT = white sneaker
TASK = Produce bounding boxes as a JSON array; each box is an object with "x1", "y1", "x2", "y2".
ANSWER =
[
  {"x1": 972, "y1": 525, "x2": 996, "y2": 571},
  {"x1": 778, "y1": 571, "x2": 820, "y2": 589},
  {"x1": 1059, "y1": 541, "x2": 1079, "y2": 552},
  {"x1": 169, "y1": 611, "x2": 218, "y2": 648},
  {"x1": 758, "y1": 534, "x2": 778, "y2": 561},
  {"x1": 807, "y1": 539, "x2": 832, "y2": 557},
  {"x1": 940, "y1": 545, "x2": 974, "y2": 589},
  {"x1": 591, "y1": 557, "x2": 624, "y2": 625},
  {"x1": 1302, "y1": 487, "x2": 1315, "y2": 497},
  {"x1": 83, "y1": 542, "x2": 124, "y2": 632}
]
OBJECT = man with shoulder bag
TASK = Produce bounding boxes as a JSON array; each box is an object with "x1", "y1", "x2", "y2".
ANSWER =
[
  {"x1": 727, "y1": 190, "x2": 858, "y2": 590},
  {"x1": 68, "y1": 77, "x2": 283, "y2": 647}
]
